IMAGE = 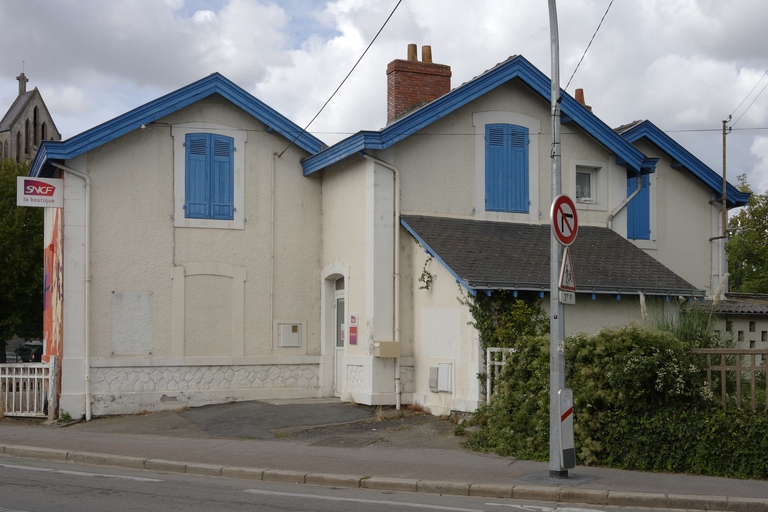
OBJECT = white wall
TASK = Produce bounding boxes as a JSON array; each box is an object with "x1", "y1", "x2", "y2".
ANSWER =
[
  {"x1": 404, "y1": 236, "x2": 481, "y2": 415},
  {"x1": 631, "y1": 138, "x2": 717, "y2": 294},
  {"x1": 66, "y1": 96, "x2": 325, "y2": 415}
]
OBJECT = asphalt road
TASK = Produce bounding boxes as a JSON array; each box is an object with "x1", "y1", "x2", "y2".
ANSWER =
[{"x1": 0, "y1": 456, "x2": 706, "y2": 512}]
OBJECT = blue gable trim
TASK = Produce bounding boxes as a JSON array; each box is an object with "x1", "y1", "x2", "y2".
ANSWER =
[
  {"x1": 31, "y1": 73, "x2": 324, "y2": 177},
  {"x1": 620, "y1": 120, "x2": 749, "y2": 208},
  {"x1": 400, "y1": 217, "x2": 475, "y2": 295},
  {"x1": 303, "y1": 55, "x2": 647, "y2": 176}
]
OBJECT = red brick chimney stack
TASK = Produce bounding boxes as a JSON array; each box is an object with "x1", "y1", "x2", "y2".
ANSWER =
[
  {"x1": 386, "y1": 44, "x2": 451, "y2": 123},
  {"x1": 575, "y1": 88, "x2": 592, "y2": 112}
]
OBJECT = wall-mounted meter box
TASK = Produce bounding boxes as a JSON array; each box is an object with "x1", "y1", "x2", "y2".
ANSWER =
[
  {"x1": 277, "y1": 323, "x2": 302, "y2": 347},
  {"x1": 374, "y1": 341, "x2": 400, "y2": 358}
]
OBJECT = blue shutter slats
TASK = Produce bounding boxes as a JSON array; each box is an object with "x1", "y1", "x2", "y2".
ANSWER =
[
  {"x1": 185, "y1": 134, "x2": 210, "y2": 219},
  {"x1": 627, "y1": 174, "x2": 650, "y2": 240},
  {"x1": 485, "y1": 124, "x2": 529, "y2": 213},
  {"x1": 211, "y1": 135, "x2": 234, "y2": 220},
  {"x1": 184, "y1": 133, "x2": 235, "y2": 220}
]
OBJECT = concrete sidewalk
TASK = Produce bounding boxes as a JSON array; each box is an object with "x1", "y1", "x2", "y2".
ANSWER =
[{"x1": 1, "y1": 399, "x2": 766, "y2": 511}]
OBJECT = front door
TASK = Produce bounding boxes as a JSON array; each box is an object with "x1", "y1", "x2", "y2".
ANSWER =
[{"x1": 333, "y1": 278, "x2": 345, "y2": 397}]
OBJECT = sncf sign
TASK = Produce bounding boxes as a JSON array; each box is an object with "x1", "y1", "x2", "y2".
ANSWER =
[
  {"x1": 25, "y1": 180, "x2": 56, "y2": 196},
  {"x1": 17, "y1": 177, "x2": 64, "y2": 208}
]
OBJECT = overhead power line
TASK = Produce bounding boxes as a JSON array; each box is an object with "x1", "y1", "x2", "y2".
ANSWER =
[
  {"x1": 732, "y1": 72, "x2": 768, "y2": 128},
  {"x1": 730, "y1": 70, "x2": 768, "y2": 124},
  {"x1": 278, "y1": 0, "x2": 403, "y2": 157},
  {"x1": 564, "y1": 0, "x2": 615, "y2": 93}
]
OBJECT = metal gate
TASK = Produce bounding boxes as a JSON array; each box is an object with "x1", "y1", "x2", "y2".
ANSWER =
[{"x1": 0, "y1": 356, "x2": 58, "y2": 421}]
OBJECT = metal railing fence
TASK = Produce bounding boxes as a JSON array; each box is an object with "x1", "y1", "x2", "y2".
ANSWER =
[{"x1": 0, "y1": 356, "x2": 58, "y2": 421}]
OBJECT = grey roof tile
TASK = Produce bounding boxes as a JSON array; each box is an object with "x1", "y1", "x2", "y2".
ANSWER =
[
  {"x1": 401, "y1": 215, "x2": 701, "y2": 296},
  {"x1": 713, "y1": 293, "x2": 768, "y2": 315}
]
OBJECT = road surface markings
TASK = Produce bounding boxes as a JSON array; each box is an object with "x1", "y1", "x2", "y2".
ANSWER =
[
  {"x1": 0, "y1": 463, "x2": 162, "y2": 482},
  {"x1": 486, "y1": 504, "x2": 604, "y2": 512},
  {"x1": 244, "y1": 489, "x2": 484, "y2": 511}
]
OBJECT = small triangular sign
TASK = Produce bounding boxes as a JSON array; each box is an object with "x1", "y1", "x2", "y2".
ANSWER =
[{"x1": 559, "y1": 247, "x2": 576, "y2": 292}]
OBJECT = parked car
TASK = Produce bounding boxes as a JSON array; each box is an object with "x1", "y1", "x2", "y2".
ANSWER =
[
  {"x1": 3, "y1": 350, "x2": 19, "y2": 363},
  {"x1": 14, "y1": 341, "x2": 43, "y2": 362}
]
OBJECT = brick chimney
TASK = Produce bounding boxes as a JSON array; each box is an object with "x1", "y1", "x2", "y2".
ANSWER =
[
  {"x1": 575, "y1": 88, "x2": 592, "y2": 112},
  {"x1": 386, "y1": 44, "x2": 451, "y2": 123}
]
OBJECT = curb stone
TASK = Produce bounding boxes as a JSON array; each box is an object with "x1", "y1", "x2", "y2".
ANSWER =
[
  {"x1": 263, "y1": 469, "x2": 305, "y2": 484},
  {"x1": 144, "y1": 459, "x2": 187, "y2": 473},
  {"x1": 416, "y1": 480, "x2": 470, "y2": 496},
  {"x1": 559, "y1": 488, "x2": 607, "y2": 505},
  {"x1": 2, "y1": 444, "x2": 768, "y2": 511},
  {"x1": 360, "y1": 477, "x2": 417, "y2": 492},
  {"x1": 67, "y1": 451, "x2": 146, "y2": 470},
  {"x1": 5, "y1": 445, "x2": 68, "y2": 461},
  {"x1": 468, "y1": 483, "x2": 513, "y2": 498},
  {"x1": 305, "y1": 473, "x2": 362, "y2": 488}
]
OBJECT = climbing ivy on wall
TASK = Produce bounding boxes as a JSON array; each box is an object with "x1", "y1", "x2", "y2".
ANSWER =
[{"x1": 460, "y1": 290, "x2": 548, "y2": 354}]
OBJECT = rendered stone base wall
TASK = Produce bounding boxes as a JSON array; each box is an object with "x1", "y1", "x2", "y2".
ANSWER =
[{"x1": 90, "y1": 364, "x2": 320, "y2": 416}]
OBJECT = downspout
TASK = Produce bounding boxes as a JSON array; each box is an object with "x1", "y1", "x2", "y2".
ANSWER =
[
  {"x1": 51, "y1": 161, "x2": 91, "y2": 421},
  {"x1": 607, "y1": 173, "x2": 642, "y2": 230},
  {"x1": 271, "y1": 153, "x2": 278, "y2": 349},
  {"x1": 361, "y1": 153, "x2": 401, "y2": 410}
]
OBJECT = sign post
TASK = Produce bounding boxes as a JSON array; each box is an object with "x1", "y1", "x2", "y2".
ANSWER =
[{"x1": 548, "y1": 0, "x2": 577, "y2": 479}]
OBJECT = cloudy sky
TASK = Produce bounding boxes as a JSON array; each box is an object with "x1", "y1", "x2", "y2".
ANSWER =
[{"x1": 2, "y1": 0, "x2": 768, "y2": 193}]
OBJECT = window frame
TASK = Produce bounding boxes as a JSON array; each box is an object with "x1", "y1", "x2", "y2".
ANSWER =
[
  {"x1": 172, "y1": 123, "x2": 246, "y2": 230},
  {"x1": 571, "y1": 161, "x2": 607, "y2": 211}
]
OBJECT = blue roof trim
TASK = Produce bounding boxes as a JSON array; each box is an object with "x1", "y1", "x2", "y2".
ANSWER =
[
  {"x1": 303, "y1": 55, "x2": 646, "y2": 176},
  {"x1": 400, "y1": 217, "x2": 476, "y2": 296},
  {"x1": 621, "y1": 120, "x2": 750, "y2": 208},
  {"x1": 30, "y1": 73, "x2": 324, "y2": 177}
]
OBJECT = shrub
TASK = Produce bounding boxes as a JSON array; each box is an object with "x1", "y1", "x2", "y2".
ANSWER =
[{"x1": 468, "y1": 324, "x2": 722, "y2": 468}]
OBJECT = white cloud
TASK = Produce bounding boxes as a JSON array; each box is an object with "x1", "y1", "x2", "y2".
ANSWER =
[{"x1": 0, "y1": 0, "x2": 767, "y2": 190}]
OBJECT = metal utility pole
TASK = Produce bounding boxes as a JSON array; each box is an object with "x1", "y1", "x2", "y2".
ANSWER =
[{"x1": 547, "y1": 0, "x2": 568, "y2": 479}]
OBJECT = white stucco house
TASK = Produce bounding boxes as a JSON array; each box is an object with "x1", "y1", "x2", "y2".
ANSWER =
[{"x1": 31, "y1": 46, "x2": 749, "y2": 419}]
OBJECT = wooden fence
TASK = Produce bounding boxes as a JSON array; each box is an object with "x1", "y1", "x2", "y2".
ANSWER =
[{"x1": 691, "y1": 349, "x2": 768, "y2": 411}]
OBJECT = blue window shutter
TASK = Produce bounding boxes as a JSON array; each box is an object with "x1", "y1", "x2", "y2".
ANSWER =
[
  {"x1": 627, "y1": 174, "x2": 650, "y2": 240},
  {"x1": 485, "y1": 124, "x2": 529, "y2": 213},
  {"x1": 184, "y1": 133, "x2": 235, "y2": 220},
  {"x1": 185, "y1": 134, "x2": 209, "y2": 219},
  {"x1": 210, "y1": 135, "x2": 234, "y2": 220}
]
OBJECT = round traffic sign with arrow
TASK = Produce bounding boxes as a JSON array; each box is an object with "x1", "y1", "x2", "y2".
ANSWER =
[{"x1": 551, "y1": 194, "x2": 578, "y2": 246}]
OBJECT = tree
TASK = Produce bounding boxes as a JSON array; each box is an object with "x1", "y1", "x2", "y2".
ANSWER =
[
  {"x1": 0, "y1": 158, "x2": 44, "y2": 355},
  {"x1": 727, "y1": 175, "x2": 768, "y2": 293}
]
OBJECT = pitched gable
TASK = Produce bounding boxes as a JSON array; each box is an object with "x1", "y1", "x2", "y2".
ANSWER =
[
  {"x1": 302, "y1": 55, "x2": 655, "y2": 176},
  {"x1": 618, "y1": 120, "x2": 749, "y2": 208},
  {"x1": 31, "y1": 73, "x2": 324, "y2": 177}
]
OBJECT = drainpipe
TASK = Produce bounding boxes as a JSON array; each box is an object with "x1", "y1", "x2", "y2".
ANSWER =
[
  {"x1": 51, "y1": 161, "x2": 91, "y2": 421},
  {"x1": 361, "y1": 153, "x2": 401, "y2": 410},
  {"x1": 607, "y1": 173, "x2": 642, "y2": 230},
  {"x1": 271, "y1": 153, "x2": 278, "y2": 351}
]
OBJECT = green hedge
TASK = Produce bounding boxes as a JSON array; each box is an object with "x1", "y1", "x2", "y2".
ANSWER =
[{"x1": 466, "y1": 325, "x2": 768, "y2": 479}]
